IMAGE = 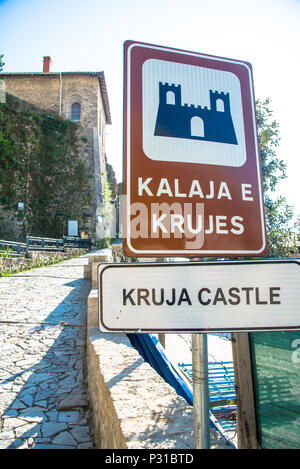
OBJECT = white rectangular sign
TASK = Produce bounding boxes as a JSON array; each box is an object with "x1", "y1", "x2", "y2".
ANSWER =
[
  {"x1": 68, "y1": 220, "x2": 78, "y2": 237},
  {"x1": 98, "y1": 260, "x2": 300, "y2": 333}
]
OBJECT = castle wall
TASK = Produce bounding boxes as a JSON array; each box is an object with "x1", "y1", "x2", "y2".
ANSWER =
[
  {"x1": 3, "y1": 74, "x2": 101, "y2": 170},
  {"x1": 4, "y1": 74, "x2": 101, "y2": 125},
  {"x1": 2, "y1": 74, "x2": 109, "y2": 241},
  {"x1": 4, "y1": 75, "x2": 61, "y2": 114}
]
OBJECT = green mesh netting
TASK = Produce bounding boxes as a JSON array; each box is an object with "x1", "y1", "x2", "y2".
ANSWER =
[{"x1": 250, "y1": 331, "x2": 300, "y2": 449}]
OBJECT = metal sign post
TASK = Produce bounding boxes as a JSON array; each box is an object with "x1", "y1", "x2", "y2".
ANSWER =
[{"x1": 192, "y1": 334, "x2": 210, "y2": 449}]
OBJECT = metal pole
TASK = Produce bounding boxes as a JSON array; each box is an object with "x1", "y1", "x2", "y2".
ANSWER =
[
  {"x1": 192, "y1": 333, "x2": 210, "y2": 449},
  {"x1": 158, "y1": 333, "x2": 165, "y2": 348}
]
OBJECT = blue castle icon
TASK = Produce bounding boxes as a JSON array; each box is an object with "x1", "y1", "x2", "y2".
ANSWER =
[{"x1": 154, "y1": 82, "x2": 238, "y2": 145}]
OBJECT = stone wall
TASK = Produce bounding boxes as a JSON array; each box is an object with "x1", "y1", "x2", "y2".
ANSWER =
[
  {"x1": 0, "y1": 248, "x2": 88, "y2": 276},
  {"x1": 2, "y1": 74, "x2": 109, "y2": 240},
  {"x1": 87, "y1": 329, "x2": 196, "y2": 449},
  {"x1": 0, "y1": 205, "x2": 23, "y2": 241},
  {"x1": 4, "y1": 74, "x2": 100, "y2": 179},
  {"x1": 3, "y1": 75, "x2": 101, "y2": 128},
  {"x1": 3, "y1": 75, "x2": 61, "y2": 114},
  {"x1": 86, "y1": 332, "x2": 127, "y2": 449},
  {"x1": 0, "y1": 257, "x2": 32, "y2": 275}
]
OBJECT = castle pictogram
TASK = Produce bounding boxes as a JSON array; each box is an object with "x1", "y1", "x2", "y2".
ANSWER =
[{"x1": 154, "y1": 82, "x2": 238, "y2": 145}]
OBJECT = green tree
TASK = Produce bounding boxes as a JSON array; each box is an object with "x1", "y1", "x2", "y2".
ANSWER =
[
  {"x1": 256, "y1": 98, "x2": 298, "y2": 257},
  {"x1": 0, "y1": 54, "x2": 5, "y2": 104}
]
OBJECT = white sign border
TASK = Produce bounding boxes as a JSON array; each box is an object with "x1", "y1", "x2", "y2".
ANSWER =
[{"x1": 99, "y1": 259, "x2": 300, "y2": 333}]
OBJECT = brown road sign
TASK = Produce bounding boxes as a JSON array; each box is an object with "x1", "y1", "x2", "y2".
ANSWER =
[
  {"x1": 123, "y1": 40, "x2": 267, "y2": 257},
  {"x1": 99, "y1": 260, "x2": 300, "y2": 333}
]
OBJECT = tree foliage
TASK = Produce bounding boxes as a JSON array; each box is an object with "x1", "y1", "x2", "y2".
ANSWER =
[
  {"x1": 0, "y1": 54, "x2": 4, "y2": 72},
  {"x1": 256, "y1": 98, "x2": 298, "y2": 257}
]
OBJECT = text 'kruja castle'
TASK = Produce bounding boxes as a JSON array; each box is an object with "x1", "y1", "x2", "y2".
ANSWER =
[{"x1": 154, "y1": 81, "x2": 237, "y2": 145}]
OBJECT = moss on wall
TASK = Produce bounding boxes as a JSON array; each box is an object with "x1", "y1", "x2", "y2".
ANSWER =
[{"x1": 0, "y1": 94, "x2": 92, "y2": 240}]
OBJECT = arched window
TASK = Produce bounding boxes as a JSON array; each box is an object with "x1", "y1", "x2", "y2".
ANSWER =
[
  {"x1": 216, "y1": 99, "x2": 225, "y2": 112},
  {"x1": 71, "y1": 103, "x2": 81, "y2": 121},
  {"x1": 191, "y1": 116, "x2": 204, "y2": 137},
  {"x1": 166, "y1": 91, "x2": 175, "y2": 105}
]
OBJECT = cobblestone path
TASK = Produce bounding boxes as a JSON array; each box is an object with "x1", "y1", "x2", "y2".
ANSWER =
[{"x1": 0, "y1": 254, "x2": 95, "y2": 449}]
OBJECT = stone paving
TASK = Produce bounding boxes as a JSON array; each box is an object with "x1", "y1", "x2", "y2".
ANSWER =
[{"x1": 0, "y1": 253, "x2": 95, "y2": 449}]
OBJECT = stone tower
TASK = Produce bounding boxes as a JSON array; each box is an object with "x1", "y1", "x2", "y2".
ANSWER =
[{"x1": 0, "y1": 56, "x2": 113, "y2": 241}]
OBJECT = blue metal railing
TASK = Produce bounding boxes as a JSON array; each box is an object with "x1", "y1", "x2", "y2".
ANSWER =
[
  {"x1": 26, "y1": 236, "x2": 64, "y2": 252},
  {"x1": 178, "y1": 361, "x2": 237, "y2": 436},
  {"x1": 178, "y1": 361, "x2": 236, "y2": 408},
  {"x1": 62, "y1": 236, "x2": 92, "y2": 249},
  {"x1": 0, "y1": 239, "x2": 27, "y2": 257},
  {"x1": 0, "y1": 236, "x2": 92, "y2": 258}
]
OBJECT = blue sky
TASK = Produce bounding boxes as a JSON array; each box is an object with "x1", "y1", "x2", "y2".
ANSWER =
[{"x1": 1, "y1": 0, "x2": 299, "y2": 217}]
